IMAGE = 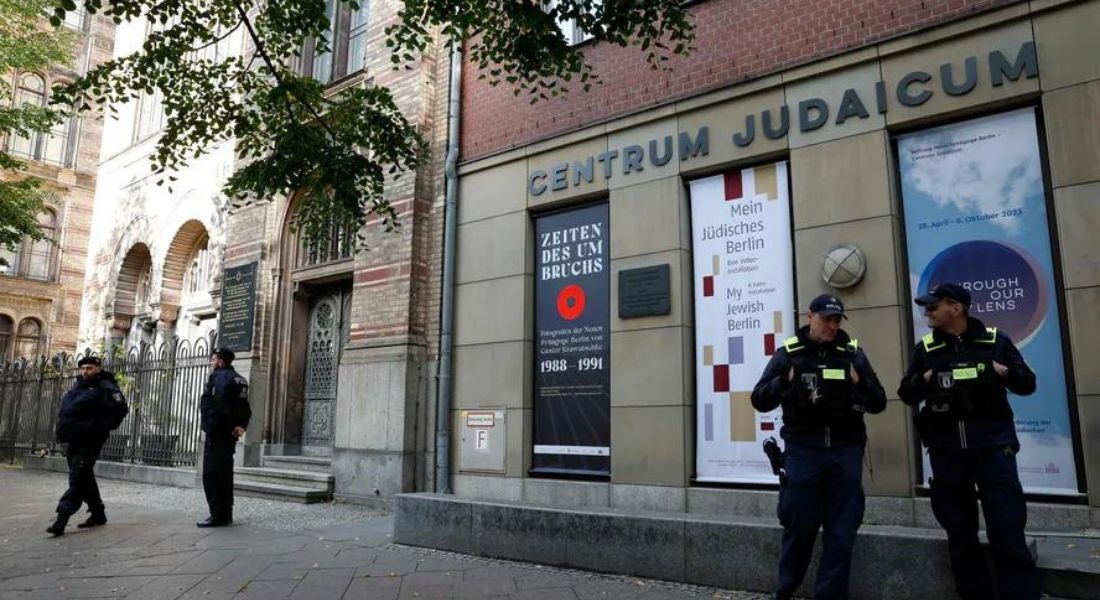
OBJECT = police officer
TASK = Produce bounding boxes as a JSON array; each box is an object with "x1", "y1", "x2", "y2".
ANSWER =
[
  {"x1": 898, "y1": 283, "x2": 1038, "y2": 600},
  {"x1": 752, "y1": 294, "x2": 886, "y2": 600},
  {"x1": 48, "y1": 355, "x2": 128, "y2": 536},
  {"x1": 197, "y1": 347, "x2": 251, "y2": 528}
]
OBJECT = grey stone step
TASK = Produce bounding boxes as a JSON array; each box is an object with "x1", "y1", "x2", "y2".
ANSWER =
[
  {"x1": 262, "y1": 455, "x2": 332, "y2": 473},
  {"x1": 236, "y1": 466, "x2": 334, "y2": 491},
  {"x1": 234, "y1": 480, "x2": 331, "y2": 504}
]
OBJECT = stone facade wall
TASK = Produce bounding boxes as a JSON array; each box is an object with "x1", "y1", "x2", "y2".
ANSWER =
[{"x1": 450, "y1": 0, "x2": 1100, "y2": 512}]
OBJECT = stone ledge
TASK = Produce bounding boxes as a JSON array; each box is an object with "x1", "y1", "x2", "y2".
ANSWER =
[
  {"x1": 394, "y1": 492, "x2": 1099, "y2": 600},
  {"x1": 22, "y1": 455, "x2": 197, "y2": 488}
]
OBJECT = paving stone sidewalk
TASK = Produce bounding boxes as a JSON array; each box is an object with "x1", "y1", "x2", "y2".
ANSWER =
[{"x1": 0, "y1": 466, "x2": 770, "y2": 600}]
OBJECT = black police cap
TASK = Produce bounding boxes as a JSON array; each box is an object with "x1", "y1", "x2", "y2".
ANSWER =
[
  {"x1": 915, "y1": 283, "x2": 971, "y2": 308},
  {"x1": 77, "y1": 355, "x2": 101, "y2": 367},
  {"x1": 212, "y1": 347, "x2": 235, "y2": 362},
  {"x1": 808, "y1": 293, "x2": 847, "y2": 319}
]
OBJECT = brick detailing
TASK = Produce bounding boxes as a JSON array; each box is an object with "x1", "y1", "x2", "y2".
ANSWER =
[
  {"x1": 159, "y1": 219, "x2": 209, "y2": 309},
  {"x1": 461, "y1": 0, "x2": 1022, "y2": 160},
  {"x1": 111, "y1": 243, "x2": 151, "y2": 319}
]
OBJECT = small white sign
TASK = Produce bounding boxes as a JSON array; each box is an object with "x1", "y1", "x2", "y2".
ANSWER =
[{"x1": 466, "y1": 411, "x2": 495, "y2": 428}]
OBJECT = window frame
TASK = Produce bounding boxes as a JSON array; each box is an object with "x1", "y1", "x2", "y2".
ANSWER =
[
  {"x1": 14, "y1": 318, "x2": 44, "y2": 360},
  {"x1": 0, "y1": 314, "x2": 13, "y2": 362},
  {"x1": 5, "y1": 72, "x2": 80, "y2": 168},
  {"x1": 297, "y1": 0, "x2": 370, "y2": 84},
  {"x1": 0, "y1": 208, "x2": 60, "y2": 282}
]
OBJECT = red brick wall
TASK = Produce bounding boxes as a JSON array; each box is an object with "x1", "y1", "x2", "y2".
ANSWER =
[{"x1": 461, "y1": 0, "x2": 1022, "y2": 160}]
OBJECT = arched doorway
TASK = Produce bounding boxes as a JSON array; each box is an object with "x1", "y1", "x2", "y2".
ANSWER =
[
  {"x1": 271, "y1": 202, "x2": 356, "y2": 455},
  {"x1": 108, "y1": 243, "x2": 153, "y2": 347},
  {"x1": 161, "y1": 220, "x2": 217, "y2": 344}
]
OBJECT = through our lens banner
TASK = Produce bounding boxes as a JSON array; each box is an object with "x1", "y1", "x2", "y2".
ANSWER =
[
  {"x1": 532, "y1": 203, "x2": 610, "y2": 476},
  {"x1": 690, "y1": 161, "x2": 795, "y2": 484},
  {"x1": 898, "y1": 107, "x2": 1078, "y2": 495}
]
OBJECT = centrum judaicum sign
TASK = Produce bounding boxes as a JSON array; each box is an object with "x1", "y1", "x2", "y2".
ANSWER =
[
  {"x1": 217, "y1": 262, "x2": 258, "y2": 353},
  {"x1": 533, "y1": 203, "x2": 611, "y2": 477}
]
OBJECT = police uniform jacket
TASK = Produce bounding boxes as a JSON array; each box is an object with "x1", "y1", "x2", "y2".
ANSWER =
[
  {"x1": 898, "y1": 316, "x2": 1035, "y2": 450},
  {"x1": 751, "y1": 326, "x2": 887, "y2": 447},
  {"x1": 56, "y1": 372, "x2": 127, "y2": 446},
  {"x1": 200, "y1": 367, "x2": 251, "y2": 442}
]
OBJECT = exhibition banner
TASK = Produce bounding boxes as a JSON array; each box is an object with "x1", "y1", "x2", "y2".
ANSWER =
[
  {"x1": 532, "y1": 203, "x2": 611, "y2": 476},
  {"x1": 899, "y1": 108, "x2": 1078, "y2": 495},
  {"x1": 691, "y1": 161, "x2": 795, "y2": 483}
]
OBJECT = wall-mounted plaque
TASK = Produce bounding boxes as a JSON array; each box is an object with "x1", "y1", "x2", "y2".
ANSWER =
[
  {"x1": 217, "y1": 262, "x2": 258, "y2": 353},
  {"x1": 618, "y1": 264, "x2": 671, "y2": 318}
]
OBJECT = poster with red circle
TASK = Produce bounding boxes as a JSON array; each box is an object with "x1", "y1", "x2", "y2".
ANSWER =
[{"x1": 533, "y1": 203, "x2": 610, "y2": 476}]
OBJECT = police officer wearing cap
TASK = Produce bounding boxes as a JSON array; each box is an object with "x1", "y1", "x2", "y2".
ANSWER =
[
  {"x1": 751, "y1": 294, "x2": 887, "y2": 600},
  {"x1": 48, "y1": 355, "x2": 128, "y2": 536},
  {"x1": 898, "y1": 283, "x2": 1038, "y2": 600},
  {"x1": 198, "y1": 347, "x2": 251, "y2": 527}
]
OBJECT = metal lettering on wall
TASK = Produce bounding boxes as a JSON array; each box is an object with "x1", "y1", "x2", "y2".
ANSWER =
[
  {"x1": 533, "y1": 203, "x2": 611, "y2": 477},
  {"x1": 217, "y1": 262, "x2": 258, "y2": 353},
  {"x1": 527, "y1": 42, "x2": 1038, "y2": 196}
]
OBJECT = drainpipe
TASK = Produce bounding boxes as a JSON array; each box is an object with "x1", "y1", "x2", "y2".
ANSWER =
[{"x1": 435, "y1": 41, "x2": 461, "y2": 494}]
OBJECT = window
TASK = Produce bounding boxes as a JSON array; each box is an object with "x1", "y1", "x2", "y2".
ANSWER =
[
  {"x1": 0, "y1": 209, "x2": 58, "y2": 281},
  {"x1": 0, "y1": 315, "x2": 12, "y2": 362},
  {"x1": 136, "y1": 266, "x2": 153, "y2": 313},
  {"x1": 544, "y1": 0, "x2": 599, "y2": 46},
  {"x1": 296, "y1": 219, "x2": 355, "y2": 268},
  {"x1": 6, "y1": 73, "x2": 77, "y2": 167},
  {"x1": 134, "y1": 88, "x2": 165, "y2": 140},
  {"x1": 14, "y1": 318, "x2": 42, "y2": 359},
  {"x1": 298, "y1": 0, "x2": 370, "y2": 84},
  {"x1": 62, "y1": 5, "x2": 86, "y2": 30},
  {"x1": 183, "y1": 245, "x2": 213, "y2": 300}
]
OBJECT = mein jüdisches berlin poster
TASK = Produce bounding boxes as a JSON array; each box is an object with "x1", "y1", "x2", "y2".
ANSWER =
[
  {"x1": 691, "y1": 161, "x2": 795, "y2": 483},
  {"x1": 532, "y1": 203, "x2": 611, "y2": 476},
  {"x1": 899, "y1": 108, "x2": 1078, "y2": 495}
]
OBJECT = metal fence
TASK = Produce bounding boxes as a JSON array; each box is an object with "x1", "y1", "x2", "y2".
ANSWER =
[{"x1": 0, "y1": 336, "x2": 215, "y2": 468}]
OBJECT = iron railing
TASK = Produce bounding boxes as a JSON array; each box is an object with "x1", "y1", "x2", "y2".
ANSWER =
[{"x1": 0, "y1": 336, "x2": 215, "y2": 467}]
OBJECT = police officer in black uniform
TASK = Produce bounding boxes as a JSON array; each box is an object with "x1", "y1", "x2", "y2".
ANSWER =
[
  {"x1": 48, "y1": 355, "x2": 128, "y2": 536},
  {"x1": 898, "y1": 283, "x2": 1039, "y2": 600},
  {"x1": 751, "y1": 294, "x2": 887, "y2": 600},
  {"x1": 197, "y1": 347, "x2": 251, "y2": 528}
]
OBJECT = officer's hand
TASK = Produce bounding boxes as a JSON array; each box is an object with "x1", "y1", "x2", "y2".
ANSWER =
[
  {"x1": 849, "y1": 366, "x2": 860, "y2": 385},
  {"x1": 992, "y1": 361, "x2": 1009, "y2": 378},
  {"x1": 232, "y1": 426, "x2": 246, "y2": 439},
  {"x1": 923, "y1": 369, "x2": 933, "y2": 383}
]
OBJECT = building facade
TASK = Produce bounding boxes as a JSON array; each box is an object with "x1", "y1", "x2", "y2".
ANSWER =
[
  {"x1": 221, "y1": 0, "x2": 451, "y2": 501},
  {"x1": 78, "y1": 18, "x2": 240, "y2": 354},
  {"x1": 449, "y1": 0, "x2": 1100, "y2": 520},
  {"x1": 1, "y1": 10, "x2": 114, "y2": 361}
]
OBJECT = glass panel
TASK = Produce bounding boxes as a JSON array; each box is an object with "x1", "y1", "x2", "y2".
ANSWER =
[
  {"x1": 41, "y1": 120, "x2": 69, "y2": 166},
  {"x1": 15, "y1": 319, "x2": 41, "y2": 359},
  {"x1": 63, "y1": 7, "x2": 86, "y2": 29},
  {"x1": 26, "y1": 238, "x2": 52, "y2": 280},
  {"x1": 0, "y1": 315, "x2": 12, "y2": 362},
  {"x1": 347, "y1": 3, "x2": 369, "y2": 74},
  {"x1": 8, "y1": 74, "x2": 46, "y2": 159},
  {"x1": 0, "y1": 244, "x2": 20, "y2": 275},
  {"x1": 311, "y1": 0, "x2": 337, "y2": 84}
]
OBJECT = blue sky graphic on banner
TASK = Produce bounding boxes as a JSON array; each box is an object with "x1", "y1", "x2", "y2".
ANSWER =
[{"x1": 898, "y1": 107, "x2": 1078, "y2": 495}]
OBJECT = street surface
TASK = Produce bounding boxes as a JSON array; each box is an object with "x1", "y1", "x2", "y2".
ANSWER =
[{"x1": 0, "y1": 467, "x2": 771, "y2": 599}]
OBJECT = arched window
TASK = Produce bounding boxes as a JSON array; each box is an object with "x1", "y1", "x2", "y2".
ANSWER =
[
  {"x1": 183, "y1": 245, "x2": 213, "y2": 299},
  {"x1": 0, "y1": 209, "x2": 58, "y2": 281},
  {"x1": 14, "y1": 318, "x2": 42, "y2": 359},
  {"x1": 0, "y1": 315, "x2": 13, "y2": 361},
  {"x1": 26, "y1": 210, "x2": 57, "y2": 280},
  {"x1": 6, "y1": 73, "x2": 76, "y2": 167},
  {"x1": 296, "y1": 218, "x2": 355, "y2": 269}
]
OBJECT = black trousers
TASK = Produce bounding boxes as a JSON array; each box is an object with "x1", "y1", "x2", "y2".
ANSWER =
[
  {"x1": 929, "y1": 445, "x2": 1039, "y2": 600},
  {"x1": 202, "y1": 436, "x2": 236, "y2": 521},
  {"x1": 56, "y1": 444, "x2": 104, "y2": 517}
]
